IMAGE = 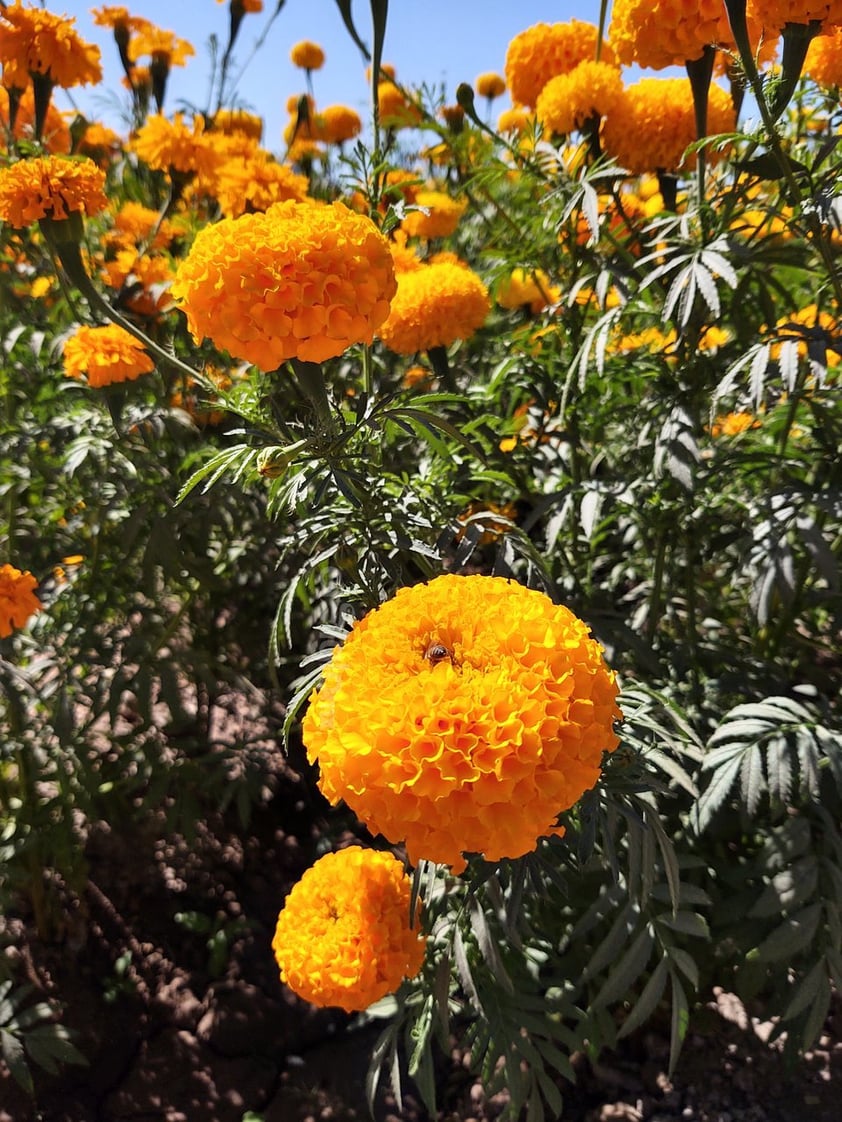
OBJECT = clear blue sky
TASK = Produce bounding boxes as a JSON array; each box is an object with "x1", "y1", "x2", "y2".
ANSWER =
[{"x1": 57, "y1": 1, "x2": 616, "y2": 145}]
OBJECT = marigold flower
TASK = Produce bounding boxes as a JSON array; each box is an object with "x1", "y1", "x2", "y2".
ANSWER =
[
  {"x1": 110, "y1": 200, "x2": 177, "y2": 249},
  {"x1": 0, "y1": 3, "x2": 102, "y2": 90},
  {"x1": 128, "y1": 26, "x2": 194, "y2": 68},
  {"x1": 209, "y1": 148, "x2": 309, "y2": 217},
  {"x1": 290, "y1": 39, "x2": 325, "y2": 70},
  {"x1": 746, "y1": 0, "x2": 842, "y2": 33},
  {"x1": 171, "y1": 198, "x2": 397, "y2": 368},
  {"x1": 100, "y1": 248, "x2": 174, "y2": 317},
  {"x1": 130, "y1": 113, "x2": 220, "y2": 177},
  {"x1": 215, "y1": 0, "x2": 263, "y2": 11},
  {"x1": 0, "y1": 86, "x2": 70, "y2": 154},
  {"x1": 212, "y1": 108, "x2": 263, "y2": 141},
  {"x1": 272, "y1": 847, "x2": 425, "y2": 1012},
  {"x1": 0, "y1": 564, "x2": 41, "y2": 639},
  {"x1": 0, "y1": 156, "x2": 107, "y2": 228},
  {"x1": 77, "y1": 121, "x2": 123, "y2": 165},
  {"x1": 602, "y1": 78, "x2": 735, "y2": 175},
  {"x1": 317, "y1": 104, "x2": 362, "y2": 144},
  {"x1": 804, "y1": 28, "x2": 842, "y2": 87},
  {"x1": 401, "y1": 190, "x2": 467, "y2": 240},
  {"x1": 497, "y1": 268, "x2": 560, "y2": 313},
  {"x1": 709, "y1": 412, "x2": 761, "y2": 437},
  {"x1": 378, "y1": 260, "x2": 490, "y2": 355},
  {"x1": 305, "y1": 575, "x2": 621, "y2": 870},
  {"x1": 377, "y1": 81, "x2": 423, "y2": 128},
  {"x1": 536, "y1": 61, "x2": 625, "y2": 135},
  {"x1": 475, "y1": 72, "x2": 506, "y2": 99},
  {"x1": 505, "y1": 21, "x2": 615, "y2": 109},
  {"x1": 497, "y1": 106, "x2": 532, "y2": 134},
  {"x1": 62, "y1": 323, "x2": 155, "y2": 387}
]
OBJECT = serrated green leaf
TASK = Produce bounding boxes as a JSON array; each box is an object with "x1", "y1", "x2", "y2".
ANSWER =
[
  {"x1": 593, "y1": 927, "x2": 654, "y2": 1008},
  {"x1": 751, "y1": 903, "x2": 822, "y2": 963},
  {"x1": 617, "y1": 957, "x2": 669, "y2": 1040}
]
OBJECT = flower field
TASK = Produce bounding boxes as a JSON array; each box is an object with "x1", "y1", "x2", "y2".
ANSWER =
[{"x1": 1, "y1": 1, "x2": 841, "y2": 1119}]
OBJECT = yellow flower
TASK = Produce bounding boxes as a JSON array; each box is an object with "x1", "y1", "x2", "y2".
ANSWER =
[
  {"x1": 505, "y1": 21, "x2": 615, "y2": 109},
  {"x1": 497, "y1": 106, "x2": 532, "y2": 134},
  {"x1": 128, "y1": 26, "x2": 194, "y2": 68},
  {"x1": 609, "y1": 0, "x2": 736, "y2": 69},
  {"x1": 496, "y1": 268, "x2": 560, "y2": 313},
  {"x1": 0, "y1": 156, "x2": 107, "y2": 228},
  {"x1": 212, "y1": 108, "x2": 263, "y2": 141},
  {"x1": 209, "y1": 148, "x2": 309, "y2": 217},
  {"x1": 130, "y1": 113, "x2": 220, "y2": 177},
  {"x1": 0, "y1": 3, "x2": 102, "y2": 90},
  {"x1": 379, "y1": 260, "x2": 490, "y2": 355},
  {"x1": 377, "y1": 81, "x2": 423, "y2": 128},
  {"x1": 804, "y1": 28, "x2": 842, "y2": 87},
  {"x1": 272, "y1": 846, "x2": 426, "y2": 1012},
  {"x1": 747, "y1": 0, "x2": 842, "y2": 34},
  {"x1": 536, "y1": 61, "x2": 625, "y2": 135},
  {"x1": 77, "y1": 122, "x2": 123, "y2": 166},
  {"x1": 710, "y1": 412, "x2": 761, "y2": 437},
  {"x1": 289, "y1": 39, "x2": 325, "y2": 70},
  {"x1": 100, "y1": 248, "x2": 174, "y2": 317},
  {"x1": 602, "y1": 78, "x2": 735, "y2": 175},
  {"x1": 319, "y1": 104, "x2": 362, "y2": 144},
  {"x1": 401, "y1": 190, "x2": 467, "y2": 240},
  {"x1": 304, "y1": 574, "x2": 621, "y2": 870},
  {"x1": 171, "y1": 198, "x2": 397, "y2": 369},
  {"x1": 62, "y1": 324, "x2": 155, "y2": 388},
  {"x1": 475, "y1": 72, "x2": 506, "y2": 99},
  {"x1": 110, "y1": 200, "x2": 177, "y2": 249},
  {"x1": 0, "y1": 564, "x2": 41, "y2": 639}
]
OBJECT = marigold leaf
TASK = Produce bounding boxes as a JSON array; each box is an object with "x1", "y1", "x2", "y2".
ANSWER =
[{"x1": 617, "y1": 957, "x2": 669, "y2": 1040}]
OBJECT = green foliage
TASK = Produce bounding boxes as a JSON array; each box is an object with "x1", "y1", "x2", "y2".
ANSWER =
[{"x1": 0, "y1": 977, "x2": 86, "y2": 1094}]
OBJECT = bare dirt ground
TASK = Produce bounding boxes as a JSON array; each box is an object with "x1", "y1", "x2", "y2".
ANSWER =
[{"x1": 1, "y1": 732, "x2": 839, "y2": 1122}]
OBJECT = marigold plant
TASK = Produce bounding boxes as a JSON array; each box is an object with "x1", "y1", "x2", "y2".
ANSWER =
[
  {"x1": 304, "y1": 574, "x2": 622, "y2": 870},
  {"x1": 171, "y1": 198, "x2": 397, "y2": 368},
  {"x1": 272, "y1": 846, "x2": 426, "y2": 1012},
  {"x1": 0, "y1": 564, "x2": 41, "y2": 639},
  {"x1": 0, "y1": 156, "x2": 107, "y2": 227},
  {"x1": 62, "y1": 323, "x2": 155, "y2": 388},
  {"x1": 379, "y1": 260, "x2": 489, "y2": 355},
  {"x1": 536, "y1": 61, "x2": 625, "y2": 136},
  {"x1": 0, "y1": 3, "x2": 102, "y2": 90}
]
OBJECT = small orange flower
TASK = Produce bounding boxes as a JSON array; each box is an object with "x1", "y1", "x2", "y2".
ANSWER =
[
  {"x1": 290, "y1": 39, "x2": 325, "y2": 70},
  {"x1": 272, "y1": 846, "x2": 426, "y2": 1013},
  {"x1": 379, "y1": 260, "x2": 490, "y2": 355},
  {"x1": 212, "y1": 108, "x2": 263, "y2": 141},
  {"x1": 128, "y1": 26, "x2": 194, "y2": 68},
  {"x1": 130, "y1": 113, "x2": 220, "y2": 177},
  {"x1": 0, "y1": 564, "x2": 41, "y2": 639},
  {"x1": 62, "y1": 324, "x2": 155, "y2": 388},
  {"x1": 475, "y1": 72, "x2": 506, "y2": 99},
  {"x1": 0, "y1": 156, "x2": 107, "y2": 228},
  {"x1": 319, "y1": 104, "x2": 362, "y2": 144},
  {"x1": 401, "y1": 190, "x2": 467, "y2": 240}
]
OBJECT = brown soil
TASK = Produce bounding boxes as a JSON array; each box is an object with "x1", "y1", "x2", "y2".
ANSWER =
[{"x1": 1, "y1": 728, "x2": 839, "y2": 1122}]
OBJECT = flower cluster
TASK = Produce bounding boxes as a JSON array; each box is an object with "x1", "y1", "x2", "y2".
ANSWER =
[
  {"x1": 602, "y1": 78, "x2": 735, "y2": 175},
  {"x1": 63, "y1": 324, "x2": 155, "y2": 388},
  {"x1": 272, "y1": 846, "x2": 426, "y2": 1011},
  {"x1": 0, "y1": 156, "x2": 107, "y2": 228},
  {"x1": 379, "y1": 260, "x2": 490, "y2": 355},
  {"x1": 0, "y1": 3, "x2": 102, "y2": 90},
  {"x1": 304, "y1": 574, "x2": 621, "y2": 870},
  {"x1": 0, "y1": 564, "x2": 41, "y2": 639},
  {"x1": 171, "y1": 198, "x2": 397, "y2": 368},
  {"x1": 504, "y1": 21, "x2": 615, "y2": 109}
]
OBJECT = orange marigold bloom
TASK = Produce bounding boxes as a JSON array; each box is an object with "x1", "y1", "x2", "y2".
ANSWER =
[
  {"x1": 709, "y1": 412, "x2": 761, "y2": 437},
  {"x1": 401, "y1": 190, "x2": 467, "y2": 240},
  {"x1": 272, "y1": 847, "x2": 426, "y2": 1012},
  {"x1": 497, "y1": 106, "x2": 532, "y2": 133},
  {"x1": 128, "y1": 26, "x2": 194, "y2": 68},
  {"x1": 0, "y1": 86, "x2": 70, "y2": 154},
  {"x1": 377, "y1": 81, "x2": 423, "y2": 128},
  {"x1": 475, "y1": 72, "x2": 506, "y2": 99},
  {"x1": 110, "y1": 200, "x2": 177, "y2": 249},
  {"x1": 100, "y1": 248, "x2": 174, "y2": 317},
  {"x1": 0, "y1": 564, "x2": 41, "y2": 639},
  {"x1": 77, "y1": 122, "x2": 123, "y2": 165},
  {"x1": 804, "y1": 28, "x2": 842, "y2": 87},
  {"x1": 497, "y1": 268, "x2": 560, "y2": 313},
  {"x1": 0, "y1": 155, "x2": 106, "y2": 227},
  {"x1": 210, "y1": 149, "x2": 309, "y2": 217},
  {"x1": 171, "y1": 198, "x2": 397, "y2": 369},
  {"x1": 0, "y1": 3, "x2": 102, "y2": 90},
  {"x1": 130, "y1": 113, "x2": 220, "y2": 177},
  {"x1": 290, "y1": 39, "x2": 325, "y2": 70},
  {"x1": 213, "y1": 108, "x2": 263, "y2": 141},
  {"x1": 215, "y1": 0, "x2": 263, "y2": 10},
  {"x1": 320, "y1": 104, "x2": 362, "y2": 144},
  {"x1": 505, "y1": 21, "x2": 615, "y2": 109},
  {"x1": 609, "y1": 0, "x2": 736, "y2": 69},
  {"x1": 305, "y1": 574, "x2": 621, "y2": 871},
  {"x1": 602, "y1": 78, "x2": 735, "y2": 175},
  {"x1": 746, "y1": 0, "x2": 842, "y2": 33},
  {"x1": 379, "y1": 260, "x2": 489, "y2": 355},
  {"x1": 62, "y1": 323, "x2": 155, "y2": 388},
  {"x1": 536, "y1": 60, "x2": 625, "y2": 135}
]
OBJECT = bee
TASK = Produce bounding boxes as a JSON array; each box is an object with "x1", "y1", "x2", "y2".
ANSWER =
[{"x1": 424, "y1": 641, "x2": 452, "y2": 665}]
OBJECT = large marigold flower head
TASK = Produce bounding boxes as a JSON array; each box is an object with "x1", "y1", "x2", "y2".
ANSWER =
[
  {"x1": 804, "y1": 28, "x2": 842, "y2": 87},
  {"x1": 304, "y1": 574, "x2": 621, "y2": 870},
  {"x1": 0, "y1": 3, "x2": 102, "y2": 90},
  {"x1": 378, "y1": 261, "x2": 489, "y2": 355},
  {"x1": 272, "y1": 847, "x2": 425, "y2": 1012},
  {"x1": 609, "y1": 0, "x2": 737, "y2": 69},
  {"x1": 171, "y1": 198, "x2": 397, "y2": 369},
  {"x1": 401, "y1": 190, "x2": 467, "y2": 240},
  {"x1": 536, "y1": 60, "x2": 625, "y2": 135},
  {"x1": 0, "y1": 155, "x2": 106, "y2": 227},
  {"x1": 130, "y1": 113, "x2": 220, "y2": 177},
  {"x1": 746, "y1": 0, "x2": 842, "y2": 33},
  {"x1": 602, "y1": 78, "x2": 735, "y2": 175},
  {"x1": 63, "y1": 323, "x2": 155, "y2": 387},
  {"x1": 290, "y1": 39, "x2": 325, "y2": 70},
  {"x1": 505, "y1": 21, "x2": 615, "y2": 109},
  {"x1": 0, "y1": 564, "x2": 41, "y2": 639}
]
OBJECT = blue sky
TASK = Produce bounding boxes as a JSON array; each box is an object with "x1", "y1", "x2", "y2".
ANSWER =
[{"x1": 58, "y1": 1, "x2": 612, "y2": 145}]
